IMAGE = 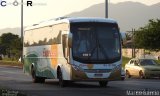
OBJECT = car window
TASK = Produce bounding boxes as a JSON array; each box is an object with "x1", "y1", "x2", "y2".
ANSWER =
[
  {"x1": 140, "y1": 59, "x2": 157, "y2": 66},
  {"x1": 129, "y1": 60, "x2": 134, "y2": 65},
  {"x1": 129, "y1": 60, "x2": 133, "y2": 64}
]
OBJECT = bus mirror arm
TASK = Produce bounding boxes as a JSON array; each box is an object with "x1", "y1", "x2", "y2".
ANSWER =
[
  {"x1": 66, "y1": 48, "x2": 71, "y2": 64},
  {"x1": 66, "y1": 57, "x2": 69, "y2": 64},
  {"x1": 64, "y1": 47, "x2": 70, "y2": 63},
  {"x1": 68, "y1": 33, "x2": 72, "y2": 48}
]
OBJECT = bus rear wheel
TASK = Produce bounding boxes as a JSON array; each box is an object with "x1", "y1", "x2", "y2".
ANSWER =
[
  {"x1": 31, "y1": 67, "x2": 45, "y2": 83},
  {"x1": 99, "y1": 81, "x2": 108, "y2": 87}
]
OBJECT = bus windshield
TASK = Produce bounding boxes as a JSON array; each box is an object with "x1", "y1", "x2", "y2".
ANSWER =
[{"x1": 71, "y1": 22, "x2": 121, "y2": 63}]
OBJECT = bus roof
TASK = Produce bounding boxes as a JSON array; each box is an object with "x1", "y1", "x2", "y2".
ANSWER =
[{"x1": 24, "y1": 17, "x2": 118, "y2": 31}]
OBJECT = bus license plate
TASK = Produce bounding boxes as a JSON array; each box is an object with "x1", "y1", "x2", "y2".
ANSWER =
[{"x1": 94, "y1": 73, "x2": 103, "y2": 77}]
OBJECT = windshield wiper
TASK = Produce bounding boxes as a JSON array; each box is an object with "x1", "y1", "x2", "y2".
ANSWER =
[
  {"x1": 87, "y1": 30, "x2": 109, "y2": 60},
  {"x1": 96, "y1": 37, "x2": 109, "y2": 60}
]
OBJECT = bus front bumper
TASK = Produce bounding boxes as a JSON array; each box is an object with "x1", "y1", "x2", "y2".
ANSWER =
[{"x1": 70, "y1": 67, "x2": 121, "y2": 81}]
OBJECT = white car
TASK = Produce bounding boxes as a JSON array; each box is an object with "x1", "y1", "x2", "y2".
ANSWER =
[{"x1": 125, "y1": 58, "x2": 160, "y2": 79}]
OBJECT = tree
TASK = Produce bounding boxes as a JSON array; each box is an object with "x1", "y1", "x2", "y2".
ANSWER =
[
  {"x1": 125, "y1": 31, "x2": 133, "y2": 40},
  {"x1": 134, "y1": 19, "x2": 160, "y2": 51},
  {"x1": 0, "y1": 33, "x2": 22, "y2": 59}
]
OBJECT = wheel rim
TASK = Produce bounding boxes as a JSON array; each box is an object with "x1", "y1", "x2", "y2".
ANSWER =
[
  {"x1": 139, "y1": 71, "x2": 144, "y2": 79},
  {"x1": 126, "y1": 71, "x2": 130, "y2": 78}
]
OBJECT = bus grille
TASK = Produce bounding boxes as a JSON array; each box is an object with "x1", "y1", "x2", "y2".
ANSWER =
[{"x1": 84, "y1": 69, "x2": 112, "y2": 73}]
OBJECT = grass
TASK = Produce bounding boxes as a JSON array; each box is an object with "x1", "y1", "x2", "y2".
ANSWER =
[
  {"x1": 1, "y1": 57, "x2": 20, "y2": 61},
  {"x1": 0, "y1": 60, "x2": 23, "y2": 68},
  {"x1": 155, "y1": 60, "x2": 160, "y2": 65}
]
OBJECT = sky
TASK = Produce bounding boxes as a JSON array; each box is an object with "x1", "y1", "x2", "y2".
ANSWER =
[{"x1": 0, "y1": 0, "x2": 160, "y2": 29}]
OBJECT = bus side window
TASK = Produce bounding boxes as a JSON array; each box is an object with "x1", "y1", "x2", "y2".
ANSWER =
[{"x1": 62, "y1": 34, "x2": 68, "y2": 59}]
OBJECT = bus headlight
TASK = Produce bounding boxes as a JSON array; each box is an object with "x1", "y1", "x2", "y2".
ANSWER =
[{"x1": 72, "y1": 64, "x2": 83, "y2": 71}]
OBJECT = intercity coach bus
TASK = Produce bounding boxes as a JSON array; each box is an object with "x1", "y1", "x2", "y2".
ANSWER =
[{"x1": 23, "y1": 17, "x2": 122, "y2": 87}]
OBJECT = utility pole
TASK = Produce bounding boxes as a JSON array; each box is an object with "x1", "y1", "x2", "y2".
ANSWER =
[
  {"x1": 21, "y1": 0, "x2": 23, "y2": 42},
  {"x1": 105, "y1": 0, "x2": 108, "y2": 18},
  {"x1": 21, "y1": 0, "x2": 23, "y2": 63},
  {"x1": 132, "y1": 29, "x2": 136, "y2": 58}
]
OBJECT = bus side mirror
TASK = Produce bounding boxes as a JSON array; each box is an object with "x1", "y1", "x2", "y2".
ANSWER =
[
  {"x1": 120, "y1": 32, "x2": 126, "y2": 41},
  {"x1": 68, "y1": 33, "x2": 72, "y2": 48}
]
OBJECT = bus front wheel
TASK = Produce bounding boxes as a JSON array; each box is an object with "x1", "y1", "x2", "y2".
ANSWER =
[
  {"x1": 58, "y1": 68, "x2": 66, "y2": 87},
  {"x1": 99, "y1": 81, "x2": 108, "y2": 87}
]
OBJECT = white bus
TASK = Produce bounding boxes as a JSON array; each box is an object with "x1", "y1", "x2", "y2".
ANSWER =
[{"x1": 23, "y1": 17, "x2": 122, "y2": 87}]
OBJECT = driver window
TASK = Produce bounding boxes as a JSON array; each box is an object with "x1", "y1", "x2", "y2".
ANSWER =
[
  {"x1": 77, "y1": 31, "x2": 90, "y2": 53},
  {"x1": 134, "y1": 60, "x2": 139, "y2": 66},
  {"x1": 130, "y1": 60, "x2": 134, "y2": 64}
]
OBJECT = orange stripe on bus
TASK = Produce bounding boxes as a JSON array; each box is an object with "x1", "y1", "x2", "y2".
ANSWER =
[{"x1": 51, "y1": 45, "x2": 58, "y2": 69}]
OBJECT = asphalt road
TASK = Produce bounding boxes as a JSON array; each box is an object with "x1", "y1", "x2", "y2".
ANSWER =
[{"x1": 0, "y1": 66, "x2": 160, "y2": 96}]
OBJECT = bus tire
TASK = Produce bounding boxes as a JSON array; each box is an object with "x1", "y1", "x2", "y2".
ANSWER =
[
  {"x1": 99, "y1": 81, "x2": 108, "y2": 87},
  {"x1": 31, "y1": 66, "x2": 45, "y2": 83},
  {"x1": 58, "y1": 68, "x2": 66, "y2": 87},
  {"x1": 38, "y1": 77, "x2": 45, "y2": 83}
]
